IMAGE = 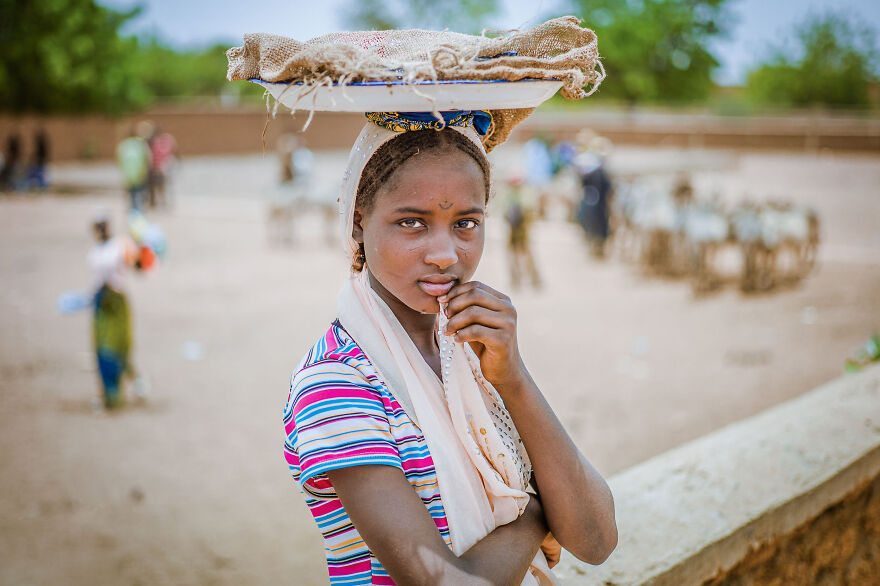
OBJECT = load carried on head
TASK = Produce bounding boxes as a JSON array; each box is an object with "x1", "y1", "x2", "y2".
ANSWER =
[{"x1": 226, "y1": 16, "x2": 604, "y2": 151}]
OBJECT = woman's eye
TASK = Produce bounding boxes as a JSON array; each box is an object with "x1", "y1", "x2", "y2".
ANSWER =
[
  {"x1": 398, "y1": 219, "x2": 425, "y2": 229},
  {"x1": 457, "y1": 219, "x2": 479, "y2": 229}
]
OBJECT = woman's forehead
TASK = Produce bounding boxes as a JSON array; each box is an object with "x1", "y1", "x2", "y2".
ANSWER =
[{"x1": 376, "y1": 153, "x2": 487, "y2": 210}]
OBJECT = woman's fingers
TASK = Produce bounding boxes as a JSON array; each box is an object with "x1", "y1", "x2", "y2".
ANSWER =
[
  {"x1": 440, "y1": 280, "x2": 510, "y2": 305},
  {"x1": 445, "y1": 288, "x2": 509, "y2": 319},
  {"x1": 453, "y1": 323, "x2": 506, "y2": 347},
  {"x1": 445, "y1": 305, "x2": 512, "y2": 335},
  {"x1": 445, "y1": 283, "x2": 526, "y2": 388},
  {"x1": 443, "y1": 282, "x2": 514, "y2": 321}
]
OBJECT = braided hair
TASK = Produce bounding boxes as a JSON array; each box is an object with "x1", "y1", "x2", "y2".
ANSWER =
[{"x1": 352, "y1": 128, "x2": 491, "y2": 272}]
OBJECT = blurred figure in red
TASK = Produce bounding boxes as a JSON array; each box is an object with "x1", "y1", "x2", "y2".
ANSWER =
[{"x1": 147, "y1": 126, "x2": 177, "y2": 209}]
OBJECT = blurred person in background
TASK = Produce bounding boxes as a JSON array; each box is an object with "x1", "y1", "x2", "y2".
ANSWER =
[
  {"x1": 146, "y1": 125, "x2": 177, "y2": 209},
  {"x1": 277, "y1": 133, "x2": 300, "y2": 184},
  {"x1": 0, "y1": 132, "x2": 22, "y2": 192},
  {"x1": 523, "y1": 135, "x2": 554, "y2": 218},
  {"x1": 25, "y1": 128, "x2": 50, "y2": 191},
  {"x1": 279, "y1": 133, "x2": 315, "y2": 189},
  {"x1": 504, "y1": 175, "x2": 542, "y2": 289},
  {"x1": 86, "y1": 208, "x2": 158, "y2": 410},
  {"x1": 267, "y1": 133, "x2": 318, "y2": 246},
  {"x1": 88, "y1": 211, "x2": 136, "y2": 409},
  {"x1": 116, "y1": 124, "x2": 152, "y2": 211},
  {"x1": 551, "y1": 140, "x2": 577, "y2": 175},
  {"x1": 547, "y1": 139, "x2": 582, "y2": 222},
  {"x1": 575, "y1": 132, "x2": 614, "y2": 258},
  {"x1": 672, "y1": 173, "x2": 694, "y2": 206}
]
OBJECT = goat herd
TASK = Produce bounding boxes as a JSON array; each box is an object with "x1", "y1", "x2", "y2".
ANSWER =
[
  {"x1": 265, "y1": 138, "x2": 822, "y2": 297},
  {"x1": 606, "y1": 176, "x2": 821, "y2": 295}
]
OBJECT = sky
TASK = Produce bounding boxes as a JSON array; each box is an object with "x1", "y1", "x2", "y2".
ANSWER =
[{"x1": 100, "y1": 0, "x2": 880, "y2": 86}]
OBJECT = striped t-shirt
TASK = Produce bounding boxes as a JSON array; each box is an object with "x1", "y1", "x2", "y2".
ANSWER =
[{"x1": 283, "y1": 321, "x2": 451, "y2": 585}]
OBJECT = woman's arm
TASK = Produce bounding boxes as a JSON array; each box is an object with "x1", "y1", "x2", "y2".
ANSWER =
[
  {"x1": 327, "y1": 464, "x2": 548, "y2": 586},
  {"x1": 441, "y1": 282, "x2": 618, "y2": 564},
  {"x1": 499, "y1": 373, "x2": 617, "y2": 564}
]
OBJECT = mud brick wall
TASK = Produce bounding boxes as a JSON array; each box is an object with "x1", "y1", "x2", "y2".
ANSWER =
[
  {"x1": 708, "y1": 474, "x2": 880, "y2": 586},
  {"x1": 2, "y1": 107, "x2": 879, "y2": 164}
]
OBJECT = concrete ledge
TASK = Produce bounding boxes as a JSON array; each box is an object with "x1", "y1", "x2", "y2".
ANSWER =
[{"x1": 557, "y1": 365, "x2": 880, "y2": 585}]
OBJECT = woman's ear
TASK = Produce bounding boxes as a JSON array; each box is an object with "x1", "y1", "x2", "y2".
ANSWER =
[{"x1": 352, "y1": 208, "x2": 365, "y2": 244}]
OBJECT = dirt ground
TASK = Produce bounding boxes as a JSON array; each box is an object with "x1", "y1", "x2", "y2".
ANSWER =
[{"x1": 1, "y1": 145, "x2": 879, "y2": 585}]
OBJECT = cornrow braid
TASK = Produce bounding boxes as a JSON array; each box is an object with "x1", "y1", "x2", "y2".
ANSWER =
[{"x1": 352, "y1": 127, "x2": 492, "y2": 272}]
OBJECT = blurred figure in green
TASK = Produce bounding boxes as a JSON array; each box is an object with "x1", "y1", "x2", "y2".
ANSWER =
[
  {"x1": 116, "y1": 124, "x2": 152, "y2": 211},
  {"x1": 504, "y1": 175, "x2": 541, "y2": 289},
  {"x1": 88, "y1": 210, "x2": 135, "y2": 409}
]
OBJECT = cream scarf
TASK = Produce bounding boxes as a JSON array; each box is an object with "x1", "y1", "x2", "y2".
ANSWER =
[{"x1": 335, "y1": 122, "x2": 555, "y2": 584}]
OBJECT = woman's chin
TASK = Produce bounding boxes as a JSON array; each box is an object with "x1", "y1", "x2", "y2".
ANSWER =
[
  {"x1": 414, "y1": 299, "x2": 441, "y2": 315},
  {"x1": 407, "y1": 292, "x2": 442, "y2": 315},
  {"x1": 372, "y1": 276, "x2": 441, "y2": 316}
]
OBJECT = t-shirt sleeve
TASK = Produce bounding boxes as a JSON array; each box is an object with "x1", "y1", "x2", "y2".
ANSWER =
[{"x1": 283, "y1": 359, "x2": 403, "y2": 499}]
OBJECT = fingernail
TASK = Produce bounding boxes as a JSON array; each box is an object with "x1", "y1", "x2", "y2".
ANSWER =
[{"x1": 438, "y1": 295, "x2": 447, "y2": 303}]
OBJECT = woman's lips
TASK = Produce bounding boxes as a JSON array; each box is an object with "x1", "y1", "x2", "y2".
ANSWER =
[{"x1": 417, "y1": 279, "x2": 456, "y2": 297}]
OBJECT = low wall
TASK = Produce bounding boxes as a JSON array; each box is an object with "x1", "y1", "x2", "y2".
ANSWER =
[
  {"x1": 0, "y1": 108, "x2": 364, "y2": 162},
  {"x1": 1, "y1": 107, "x2": 878, "y2": 163},
  {"x1": 556, "y1": 365, "x2": 880, "y2": 585},
  {"x1": 516, "y1": 111, "x2": 880, "y2": 152}
]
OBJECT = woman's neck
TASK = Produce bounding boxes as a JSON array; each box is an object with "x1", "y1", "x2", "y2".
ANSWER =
[{"x1": 367, "y1": 270, "x2": 441, "y2": 373}]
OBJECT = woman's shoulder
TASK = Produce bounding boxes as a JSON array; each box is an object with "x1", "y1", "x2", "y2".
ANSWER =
[
  {"x1": 288, "y1": 321, "x2": 384, "y2": 401},
  {"x1": 285, "y1": 321, "x2": 393, "y2": 430},
  {"x1": 293, "y1": 320, "x2": 369, "y2": 375}
]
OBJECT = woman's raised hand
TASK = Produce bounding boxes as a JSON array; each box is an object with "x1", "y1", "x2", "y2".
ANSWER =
[
  {"x1": 439, "y1": 281, "x2": 527, "y2": 391},
  {"x1": 441, "y1": 283, "x2": 619, "y2": 567}
]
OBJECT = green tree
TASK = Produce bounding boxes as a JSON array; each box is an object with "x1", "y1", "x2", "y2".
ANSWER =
[
  {"x1": 133, "y1": 40, "x2": 240, "y2": 100},
  {"x1": 566, "y1": 0, "x2": 729, "y2": 103},
  {"x1": 343, "y1": 0, "x2": 500, "y2": 35},
  {"x1": 0, "y1": 0, "x2": 148, "y2": 114},
  {"x1": 746, "y1": 13, "x2": 878, "y2": 108}
]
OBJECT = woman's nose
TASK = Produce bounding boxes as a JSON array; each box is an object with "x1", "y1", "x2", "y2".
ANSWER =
[{"x1": 424, "y1": 230, "x2": 458, "y2": 269}]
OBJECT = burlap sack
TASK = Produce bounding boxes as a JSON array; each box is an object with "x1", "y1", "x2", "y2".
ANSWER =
[{"x1": 227, "y1": 16, "x2": 603, "y2": 150}]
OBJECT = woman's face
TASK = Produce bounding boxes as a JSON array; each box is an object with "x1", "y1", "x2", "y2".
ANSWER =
[{"x1": 354, "y1": 147, "x2": 487, "y2": 315}]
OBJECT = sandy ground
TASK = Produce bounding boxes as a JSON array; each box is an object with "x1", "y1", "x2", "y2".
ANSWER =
[{"x1": 1, "y1": 146, "x2": 879, "y2": 585}]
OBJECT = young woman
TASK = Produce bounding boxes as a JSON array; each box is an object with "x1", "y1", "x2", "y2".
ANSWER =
[{"x1": 284, "y1": 112, "x2": 617, "y2": 585}]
